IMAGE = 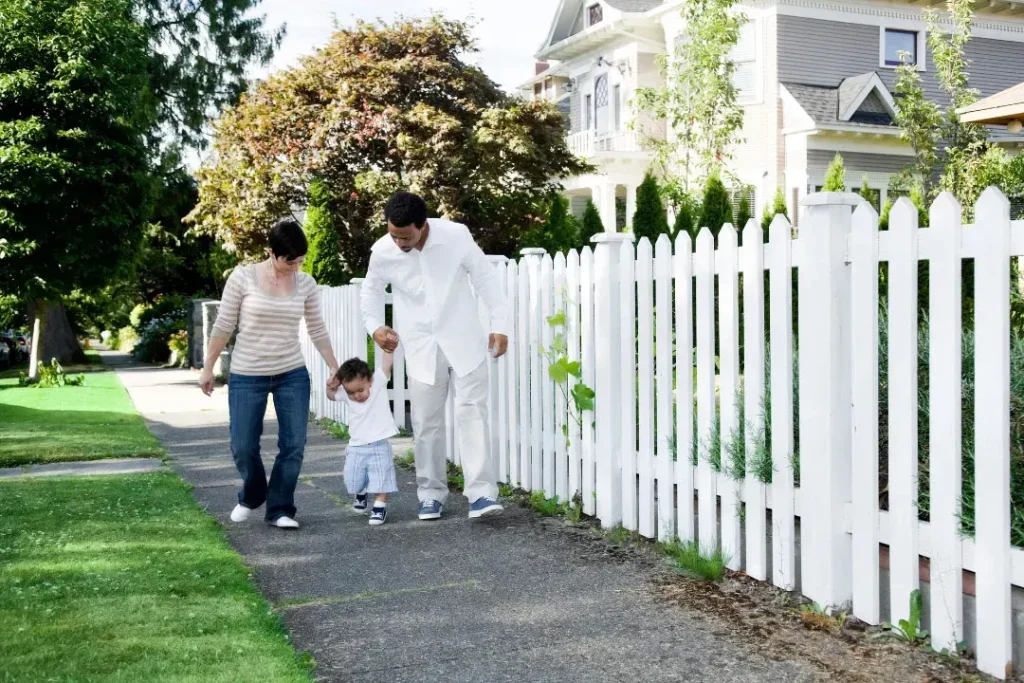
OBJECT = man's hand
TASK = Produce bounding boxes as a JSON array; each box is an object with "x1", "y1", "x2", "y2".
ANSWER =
[
  {"x1": 198, "y1": 368, "x2": 214, "y2": 396},
  {"x1": 372, "y1": 326, "x2": 399, "y2": 352},
  {"x1": 488, "y1": 333, "x2": 508, "y2": 359}
]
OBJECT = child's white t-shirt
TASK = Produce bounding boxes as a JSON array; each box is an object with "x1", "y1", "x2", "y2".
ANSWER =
[{"x1": 333, "y1": 369, "x2": 399, "y2": 446}]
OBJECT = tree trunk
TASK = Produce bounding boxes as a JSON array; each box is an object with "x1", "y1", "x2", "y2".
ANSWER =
[{"x1": 27, "y1": 299, "x2": 83, "y2": 379}]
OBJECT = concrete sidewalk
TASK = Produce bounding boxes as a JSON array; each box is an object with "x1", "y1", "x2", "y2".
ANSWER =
[{"x1": 111, "y1": 353, "x2": 819, "y2": 683}]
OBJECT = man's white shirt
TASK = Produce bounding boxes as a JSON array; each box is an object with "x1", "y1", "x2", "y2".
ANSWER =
[{"x1": 360, "y1": 218, "x2": 509, "y2": 386}]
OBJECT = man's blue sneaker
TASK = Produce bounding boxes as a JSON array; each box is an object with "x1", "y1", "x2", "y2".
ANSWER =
[
  {"x1": 417, "y1": 498, "x2": 443, "y2": 520},
  {"x1": 469, "y1": 497, "x2": 504, "y2": 519}
]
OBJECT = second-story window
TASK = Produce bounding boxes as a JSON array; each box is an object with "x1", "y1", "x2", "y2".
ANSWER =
[
  {"x1": 588, "y1": 3, "x2": 603, "y2": 27},
  {"x1": 884, "y1": 29, "x2": 918, "y2": 66},
  {"x1": 731, "y1": 21, "x2": 757, "y2": 104}
]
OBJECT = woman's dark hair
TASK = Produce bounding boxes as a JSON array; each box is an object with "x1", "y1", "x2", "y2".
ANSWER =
[
  {"x1": 336, "y1": 358, "x2": 372, "y2": 384},
  {"x1": 268, "y1": 217, "x2": 308, "y2": 261},
  {"x1": 384, "y1": 191, "x2": 427, "y2": 229}
]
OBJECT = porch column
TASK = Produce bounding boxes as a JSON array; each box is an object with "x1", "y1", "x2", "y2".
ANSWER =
[
  {"x1": 597, "y1": 182, "x2": 617, "y2": 232},
  {"x1": 625, "y1": 184, "x2": 637, "y2": 232}
]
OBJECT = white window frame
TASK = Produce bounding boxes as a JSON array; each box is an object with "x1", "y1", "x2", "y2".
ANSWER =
[
  {"x1": 879, "y1": 25, "x2": 927, "y2": 71},
  {"x1": 613, "y1": 84, "x2": 622, "y2": 131},
  {"x1": 731, "y1": 19, "x2": 762, "y2": 106},
  {"x1": 585, "y1": 93, "x2": 593, "y2": 130},
  {"x1": 587, "y1": 3, "x2": 603, "y2": 27}
]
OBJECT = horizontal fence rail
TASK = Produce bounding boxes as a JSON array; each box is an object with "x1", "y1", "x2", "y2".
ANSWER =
[{"x1": 296, "y1": 188, "x2": 1024, "y2": 680}]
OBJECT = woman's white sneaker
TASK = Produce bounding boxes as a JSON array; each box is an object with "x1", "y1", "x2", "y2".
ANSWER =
[
  {"x1": 272, "y1": 516, "x2": 300, "y2": 529},
  {"x1": 230, "y1": 504, "x2": 252, "y2": 523}
]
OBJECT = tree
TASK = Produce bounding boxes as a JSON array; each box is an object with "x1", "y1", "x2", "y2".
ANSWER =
[
  {"x1": 577, "y1": 200, "x2": 605, "y2": 248},
  {"x1": 760, "y1": 186, "x2": 789, "y2": 231},
  {"x1": 634, "y1": 0, "x2": 746, "y2": 197},
  {"x1": 521, "y1": 195, "x2": 579, "y2": 255},
  {"x1": 138, "y1": 0, "x2": 283, "y2": 154},
  {"x1": 300, "y1": 179, "x2": 347, "y2": 285},
  {"x1": 632, "y1": 173, "x2": 670, "y2": 242},
  {"x1": 189, "y1": 17, "x2": 589, "y2": 266},
  {"x1": 823, "y1": 153, "x2": 846, "y2": 191},
  {"x1": 734, "y1": 186, "x2": 753, "y2": 229},
  {"x1": 0, "y1": 0, "x2": 153, "y2": 376},
  {"x1": 673, "y1": 196, "x2": 697, "y2": 239},
  {"x1": 698, "y1": 173, "x2": 732, "y2": 237}
]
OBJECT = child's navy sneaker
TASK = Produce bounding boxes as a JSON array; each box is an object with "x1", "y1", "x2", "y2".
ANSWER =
[{"x1": 369, "y1": 505, "x2": 387, "y2": 526}]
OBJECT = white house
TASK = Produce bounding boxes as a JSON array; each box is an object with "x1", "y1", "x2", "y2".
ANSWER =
[{"x1": 520, "y1": 0, "x2": 1024, "y2": 230}]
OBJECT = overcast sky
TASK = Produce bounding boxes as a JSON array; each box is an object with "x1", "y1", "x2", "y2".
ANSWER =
[{"x1": 250, "y1": 0, "x2": 556, "y2": 90}]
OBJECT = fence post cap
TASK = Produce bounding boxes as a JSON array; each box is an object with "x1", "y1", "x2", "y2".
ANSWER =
[
  {"x1": 487, "y1": 255, "x2": 510, "y2": 264},
  {"x1": 350, "y1": 277, "x2": 366, "y2": 284},
  {"x1": 520, "y1": 247, "x2": 547, "y2": 257},
  {"x1": 590, "y1": 232, "x2": 635, "y2": 245},
  {"x1": 801, "y1": 192, "x2": 865, "y2": 208}
]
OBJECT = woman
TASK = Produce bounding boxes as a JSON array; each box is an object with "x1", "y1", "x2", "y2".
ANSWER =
[{"x1": 199, "y1": 217, "x2": 339, "y2": 529}]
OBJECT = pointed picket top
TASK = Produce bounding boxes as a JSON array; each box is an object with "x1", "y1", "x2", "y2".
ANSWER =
[
  {"x1": 890, "y1": 196, "x2": 919, "y2": 232},
  {"x1": 929, "y1": 192, "x2": 962, "y2": 233},
  {"x1": 566, "y1": 247, "x2": 580, "y2": 274},
  {"x1": 719, "y1": 222, "x2": 738, "y2": 248},
  {"x1": 696, "y1": 226, "x2": 715, "y2": 250},
  {"x1": 674, "y1": 229, "x2": 693, "y2": 255},
  {"x1": 768, "y1": 213, "x2": 792, "y2": 243},
  {"x1": 637, "y1": 235, "x2": 653, "y2": 258},
  {"x1": 655, "y1": 232, "x2": 672, "y2": 250},
  {"x1": 619, "y1": 237, "x2": 634, "y2": 262},
  {"x1": 976, "y1": 184, "x2": 1011, "y2": 219},
  {"x1": 852, "y1": 201, "x2": 879, "y2": 239},
  {"x1": 742, "y1": 218, "x2": 763, "y2": 247},
  {"x1": 554, "y1": 250, "x2": 567, "y2": 271}
]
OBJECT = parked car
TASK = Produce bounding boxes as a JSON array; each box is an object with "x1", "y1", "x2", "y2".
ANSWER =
[
  {"x1": 0, "y1": 335, "x2": 20, "y2": 364},
  {"x1": 0, "y1": 339, "x2": 9, "y2": 369},
  {"x1": 15, "y1": 334, "x2": 29, "y2": 361}
]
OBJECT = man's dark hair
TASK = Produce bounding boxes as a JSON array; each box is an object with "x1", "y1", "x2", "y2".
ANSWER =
[
  {"x1": 268, "y1": 217, "x2": 308, "y2": 261},
  {"x1": 384, "y1": 191, "x2": 427, "y2": 229},
  {"x1": 336, "y1": 357, "x2": 372, "y2": 384}
]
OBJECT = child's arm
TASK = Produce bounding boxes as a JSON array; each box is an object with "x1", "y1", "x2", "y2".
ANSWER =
[
  {"x1": 381, "y1": 350, "x2": 394, "y2": 380},
  {"x1": 326, "y1": 385, "x2": 339, "y2": 402}
]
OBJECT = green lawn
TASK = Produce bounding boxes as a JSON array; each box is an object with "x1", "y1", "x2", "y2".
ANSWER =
[
  {"x1": 0, "y1": 473, "x2": 313, "y2": 682},
  {"x1": 0, "y1": 370, "x2": 163, "y2": 467}
]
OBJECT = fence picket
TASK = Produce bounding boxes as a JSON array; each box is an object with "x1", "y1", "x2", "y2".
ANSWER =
[
  {"x1": 927, "y1": 193, "x2": 964, "y2": 651},
  {"x1": 742, "y1": 220, "x2": 767, "y2": 580},
  {"x1": 769, "y1": 215, "x2": 796, "y2": 590},
  {"x1": 850, "y1": 203, "x2": 881, "y2": 624},
  {"x1": 621, "y1": 239, "x2": 639, "y2": 532},
  {"x1": 554, "y1": 253, "x2": 569, "y2": 501},
  {"x1": 566, "y1": 251, "x2": 582, "y2": 502},
  {"x1": 541, "y1": 255, "x2": 555, "y2": 497},
  {"x1": 518, "y1": 254, "x2": 532, "y2": 490},
  {"x1": 718, "y1": 224, "x2": 741, "y2": 570},
  {"x1": 507, "y1": 261, "x2": 521, "y2": 488},
  {"x1": 637, "y1": 238, "x2": 655, "y2": 538},
  {"x1": 494, "y1": 257, "x2": 510, "y2": 484},
  {"x1": 887, "y1": 198, "x2": 920, "y2": 625},
  {"x1": 580, "y1": 247, "x2": 597, "y2": 516},
  {"x1": 973, "y1": 188, "x2": 1012, "y2": 679},
  {"x1": 675, "y1": 232, "x2": 695, "y2": 543},
  {"x1": 655, "y1": 234, "x2": 675, "y2": 542},
  {"x1": 529, "y1": 252, "x2": 544, "y2": 491},
  {"x1": 695, "y1": 228, "x2": 718, "y2": 551}
]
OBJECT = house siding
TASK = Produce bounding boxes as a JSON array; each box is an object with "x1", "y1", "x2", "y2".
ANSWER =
[
  {"x1": 570, "y1": 91, "x2": 582, "y2": 133},
  {"x1": 777, "y1": 15, "x2": 1024, "y2": 105},
  {"x1": 807, "y1": 149, "x2": 909, "y2": 175}
]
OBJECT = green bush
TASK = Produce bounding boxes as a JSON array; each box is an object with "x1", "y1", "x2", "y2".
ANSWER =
[
  {"x1": 577, "y1": 199, "x2": 605, "y2": 249},
  {"x1": 734, "y1": 186, "x2": 753, "y2": 230},
  {"x1": 823, "y1": 153, "x2": 846, "y2": 192},
  {"x1": 632, "y1": 172, "x2": 670, "y2": 242},
  {"x1": 303, "y1": 178, "x2": 346, "y2": 285},
  {"x1": 521, "y1": 195, "x2": 578, "y2": 255},
  {"x1": 698, "y1": 172, "x2": 732, "y2": 238},
  {"x1": 117, "y1": 326, "x2": 139, "y2": 352},
  {"x1": 672, "y1": 197, "x2": 696, "y2": 240}
]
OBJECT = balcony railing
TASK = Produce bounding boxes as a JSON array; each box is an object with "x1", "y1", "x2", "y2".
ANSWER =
[{"x1": 566, "y1": 129, "x2": 646, "y2": 156}]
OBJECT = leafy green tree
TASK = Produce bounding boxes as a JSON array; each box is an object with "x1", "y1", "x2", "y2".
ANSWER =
[
  {"x1": 0, "y1": 0, "x2": 153, "y2": 375},
  {"x1": 301, "y1": 179, "x2": 347, "y2": 285},
  {"x1": 699, "y1": 173, "x2": 732, "y2": 237},
  {"x1": 577, "y1": 200, "x2": 605, "y2": 248},
  {"x1": 734, "y1": 186, "x2": 753, "y2": 229},
  {"x1": 823, "y1": 153, "x2": 846, "y2": 191},
  {"x1": 190, "y1": 17, "x2": 589, "y2": 266},
  {"x1": 632, "y1": 173, "x2": 670, "y2": 242},
  {"x1": 634, "y1": 0, "x2": 745, "y2": 197}
]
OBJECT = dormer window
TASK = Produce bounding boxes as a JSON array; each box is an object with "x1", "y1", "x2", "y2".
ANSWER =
[{"x1": 588, "y1": 3, "x2": 603, "y2": 27}]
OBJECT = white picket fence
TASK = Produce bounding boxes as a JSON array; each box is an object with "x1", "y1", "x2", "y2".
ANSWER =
[{"x1": 302, "y1": 188, "x2": 1024, "y2": 680}]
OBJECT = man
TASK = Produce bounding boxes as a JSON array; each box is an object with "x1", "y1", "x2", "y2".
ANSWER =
[{"x1": 360, "y1": 191, "x2": 510, "y2": 520}]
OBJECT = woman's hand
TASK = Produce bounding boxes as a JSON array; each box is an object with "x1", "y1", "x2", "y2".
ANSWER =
[
  {"x1": 327, "y1": 366, "x2": 341, "y2": 391},
  {"x1": 198, "y1": 368, "x2": 214, "y2": 396}
]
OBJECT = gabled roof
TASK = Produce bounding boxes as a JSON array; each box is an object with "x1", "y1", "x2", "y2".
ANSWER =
[
  {"x1": 537, "y1": 0, "x2": 663, "y2": 55},
  {"x1": 783, "y1": 73, "x2": 897, "y2": 130}
]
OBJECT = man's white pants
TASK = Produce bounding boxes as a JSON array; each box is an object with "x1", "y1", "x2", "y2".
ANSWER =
[{"x1": 408, "y1": 347, "x2": 496, "y2": 504}]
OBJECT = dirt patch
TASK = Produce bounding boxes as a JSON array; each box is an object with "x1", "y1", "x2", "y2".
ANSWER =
[{"x1": 514, "y1": 506, "x2": 1002, "y2": 683}]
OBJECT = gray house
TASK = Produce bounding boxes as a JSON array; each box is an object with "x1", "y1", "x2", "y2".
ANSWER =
[{"x1": 520, "y1": 0, "x2": 1024, "y2": 228}]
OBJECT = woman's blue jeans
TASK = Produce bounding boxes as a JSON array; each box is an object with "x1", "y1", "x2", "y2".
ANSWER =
[{"x1": 228, "y1": 367, "x2": 310, "y2": 522}]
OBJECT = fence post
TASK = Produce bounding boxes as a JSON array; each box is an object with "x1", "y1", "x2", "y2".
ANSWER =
[
  {"x1": 486, "y1": 255, "x2": 510, "y2": 485},
  {"x1": 798, "y1": 192, "x2": 859, "y2": 609},
  {"x1": 592, "y1": 233, "x2": 633, "y2": 528}
]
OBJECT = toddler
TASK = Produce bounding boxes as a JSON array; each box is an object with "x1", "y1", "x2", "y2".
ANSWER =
[{"x1": 327, "y1": 352, "x2": 398, "y2": 526}]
